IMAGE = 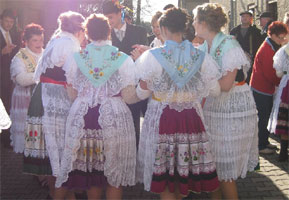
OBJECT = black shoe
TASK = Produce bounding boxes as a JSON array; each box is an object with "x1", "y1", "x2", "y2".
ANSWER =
[{"x1": 278, "y1": 140, "x2": 288, "y2": 162}]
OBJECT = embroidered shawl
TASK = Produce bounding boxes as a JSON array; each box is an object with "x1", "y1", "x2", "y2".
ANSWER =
[
  {"x1": 15, "y1": 48, "x2": 38, "y2": 73},
  {"x1": 150, "y1": 40, "x2": 205, "y2": 89},
  {"x1": 199, "y1": 32, "x2": 240, "y2": 70},
  {"x1": 74, "y1": 43, "x2": 128, "y2": 87}
]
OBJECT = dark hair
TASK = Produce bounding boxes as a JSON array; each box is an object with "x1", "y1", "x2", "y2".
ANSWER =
[
  {"x1": 163, "y1": 4, "x2": 175, "y2": 11},
  {"x1": 102, "y1": 1, "x2": 121, "y2": 15},
  {"x1": 268, "y1": 21, "x2": 289, "y2": 36},
  {"x1": 193, "y1": 3, "x2": 228, "y2": 33},
  {"x1": 22, "y1": 23, "x2": 44, "y2": 41},
  {"x1": 184, "y1": 16, "x2": 195, "y2": 42},
  {"x1": 85, "y1": 13, "x2": 111, "y2": 41},
  {"x1": 159, "y1": 8, "x2": 188, "y2": 33},
  {"x1": 57, "y1": 11, "x2": 84, "y2": 34},
  {"x1": 1, "y1": 9, "x2": 16, "y2": 20}
]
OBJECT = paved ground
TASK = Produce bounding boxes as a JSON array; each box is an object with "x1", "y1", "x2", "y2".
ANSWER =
[{"x1": 0, "y1": 133, "x2": 288, "y2": 200}]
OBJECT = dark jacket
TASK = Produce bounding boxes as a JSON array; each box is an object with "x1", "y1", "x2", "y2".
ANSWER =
[
  {"x1": 111, "y1": 23, "x2": 148, "y2": 55},
  {"x1": 230, "y1": 24, "x2": 262, "y2": 83},
  {"x1": 230, "y1": 24, "x2": 262, "y2": 60},
  {"x1": 0, "y1": 29, "x2": 20, "y2": 112}
]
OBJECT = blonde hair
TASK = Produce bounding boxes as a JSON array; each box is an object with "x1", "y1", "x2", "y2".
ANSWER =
[
  {"x1": 57, "y1": 11, "x2": 84, "y2": 34},
  {"x1": 193, "y1": 3, "x2": 228, "y2": 33}
]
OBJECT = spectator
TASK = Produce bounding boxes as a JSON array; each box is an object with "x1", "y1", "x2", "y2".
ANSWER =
[
  {"x1": 230, "y1": 10, "x2": 262, "y2": 83},
  {"x1": 259, "y1": 11, "x2": 274, "y2": 41},
  {"x1": 250, "y1": 21, "x2": 289, "y2": 154}
]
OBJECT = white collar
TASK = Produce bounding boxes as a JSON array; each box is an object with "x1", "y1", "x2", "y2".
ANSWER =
[
  {"x1": 0, "y1": 24, "x2": 9, "y2": 36},
  {"x1": 114, "y1": 22, "x2": 127, "y2": 33},
  {"x1": 91, "y1": 40, "x2": 112, "y2": 46}
]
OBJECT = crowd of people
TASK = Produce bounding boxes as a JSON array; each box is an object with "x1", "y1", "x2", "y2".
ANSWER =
[{"x1": 0, "y1": 1, "x2": 288, "y2": 200}]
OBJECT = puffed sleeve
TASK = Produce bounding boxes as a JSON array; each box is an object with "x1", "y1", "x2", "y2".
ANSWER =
[
  {"x1": 10, "y1": 55, "x2": 35, "y2": 87},
  {"x1": 200, "y1": 53, "x2": 221, "y2": 97}
]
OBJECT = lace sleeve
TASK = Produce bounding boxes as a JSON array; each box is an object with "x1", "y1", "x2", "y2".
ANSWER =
[
  {"x1": 10, "y1": 56, "x2": 26, "y2": 82},
  {"x1": 118, "y1": 56, "x2": 137, "y2": 88},
  {"x1": 135, "y1": 51, "x2": 163, "y2": 90},
  {"x1": 274, "y1": 46, "x2": 289, "y2": 75},
  {"x1": 221, "y1": 46, "x2": 250, "y2": 77},
  {"x1": 201, "y1": 54, "x2": 221, "y2": 97}
]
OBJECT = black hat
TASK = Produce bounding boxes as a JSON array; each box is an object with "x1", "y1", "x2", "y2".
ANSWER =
[
  {"x1": 102, "y1": 1, "x2": 121, "y2": 15},
  {"x1": 259, "y1": 11, "x2": 272, "y2": 18},
  {"x1": 240, "y1": 10, "x2": 253, "y2": 16}
]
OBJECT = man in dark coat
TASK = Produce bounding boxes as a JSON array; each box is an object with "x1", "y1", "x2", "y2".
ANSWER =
[
  {"x1": 0, "y1": 9, "x2": 20, "y2": 146},
  {"x1": 0, "y1": 9, "x2": 20, "y2": 113},
  {"x1": 103, "y1": 1, "x2": 148, "y2": 145},
  {"x1": 230, "y1": 10, "x2": 262, "y2": 83}
]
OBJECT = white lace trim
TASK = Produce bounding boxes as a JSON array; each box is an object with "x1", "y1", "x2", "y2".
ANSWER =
[
  {"x1": 63, "y1": 55, "x2": 136, "y2": 108},
  {"x1": 221, "y1": 46, "x2": 250, "y2": 78},
  {"x1": 34, "y1": 32, "x2": 80, "y2": 82},
  {"x1": 268, "y1": 75, "x2": 289, "y2": 133},
  {"x1": 273, "y1": 44, "x2": 289, "y2": 74},
  {"x1": 135, "y1": 51, "x2": 221, "y2": 112},
  {"x1": 56, "y1": 97, "x2": 136, "y2": 188},
  {"x1": 203, "y1": 84, "x2": 259, "y2": 181}
]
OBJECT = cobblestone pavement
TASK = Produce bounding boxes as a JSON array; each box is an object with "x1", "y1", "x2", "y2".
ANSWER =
[{"x1": 1, "y1": 133, "x2": 288, "y2": 200}]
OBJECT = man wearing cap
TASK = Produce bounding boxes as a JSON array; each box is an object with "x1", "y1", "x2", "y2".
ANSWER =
[
  {"x1": 230, "y1": 10, "x2": 262, "y2": 83},
  {"x1": 259, "y1": 11, "x2": 274, "y2": 41},
  {"x1": 102, "y1": 1, "x2": 148, "y2": 145}
]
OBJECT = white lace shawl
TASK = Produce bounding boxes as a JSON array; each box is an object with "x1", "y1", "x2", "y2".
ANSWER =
[
  {"x1": 273, "y1": 44, "x2": 289, "y2": 76},
  {"x1": 268, "y1": 45, "x2": 289, "y2": 133},
  {"x1": 135, "y1": 50, "x2": 221, "y2": 112},
  {"x1": 55, "y1": 42, "x2": 137, "y2": 188},
  {"x1": 34, "y1": 31, "x2": 81, "y2": 82}
]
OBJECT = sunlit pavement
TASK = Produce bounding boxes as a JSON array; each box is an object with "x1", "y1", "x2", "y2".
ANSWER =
[{"x1": 1, "y1": 133, "x2": 288, "y2": 200}]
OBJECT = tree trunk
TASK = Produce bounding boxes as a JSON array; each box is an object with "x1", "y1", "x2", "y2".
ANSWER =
[{"x1": 136, "y1": 0, "x2": 141, "y2": 25}]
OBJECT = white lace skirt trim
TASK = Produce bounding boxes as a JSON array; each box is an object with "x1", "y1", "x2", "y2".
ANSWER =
[
  {"x1": 268, "y1": 75, "x2": 289, "y2": 133},
  {"x1": 203, "y1": 84, "x2": 259, "y2": 181},
  {"x1": 56, "y1": 97, "x2": 136, "y2": 188},
  {"x1": 137, "y1": 99, "x2": 165, "y2": 191},
  {"x1": 41, "y1": 83, "x2": 72, "y2": 177},
  {"x1": 10, "y1": 86, "x2": 32, "y2": 153}
]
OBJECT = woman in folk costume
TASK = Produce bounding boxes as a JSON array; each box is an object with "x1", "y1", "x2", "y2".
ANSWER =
[
  {"x1": 193, "y1": 3, "x2": 258, "y2": 199},
  {"x1": 136, "y1": 8, "x2": 222, "y2": 199},
  {"x1": 23, "y1": 11, "x2": 85, "y2": 199},
  {"x1": 268, "y1": 42, "x2": 289, "y2": 161},
  {"x1": 10, "y1": 23, "x2": 44, "y2": 153},
  {"x1": 55, "y1": 14, "x2": 137, "y2": 199}
]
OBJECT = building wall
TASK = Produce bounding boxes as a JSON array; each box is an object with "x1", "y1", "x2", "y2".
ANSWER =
[
  {"x1": 179, "y1": 0, "x2": 209, "y2": 15},
  {"x1": 181, "y1": 0, "x2": 288, "y2": 32}
]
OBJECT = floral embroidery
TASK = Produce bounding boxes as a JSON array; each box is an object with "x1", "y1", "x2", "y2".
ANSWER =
[
  {"x1": 25, "y1": 130, "x2": 40, "y2": 142},
  {"x1": 160, "y1": 46, "x2": 201, "y2": 77},
  {"x1": 79, "y1": 48, "x2": 122, "y2": 80},
  {"x1": 16, "y1": 49, "x2": 37, "y2": 73},
  {"x1": 214, "y1": 36, "x2": 234, "y2": 66}
]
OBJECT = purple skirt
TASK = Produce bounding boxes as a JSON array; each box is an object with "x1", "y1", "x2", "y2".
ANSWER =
[{"x1": 63, "y1": 105, "x2": 108, "y2": 190}]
